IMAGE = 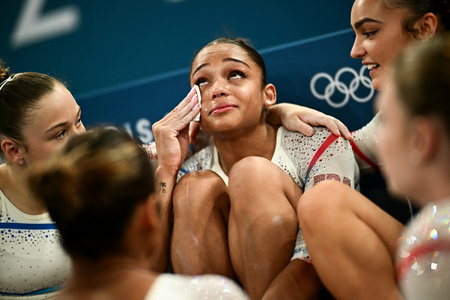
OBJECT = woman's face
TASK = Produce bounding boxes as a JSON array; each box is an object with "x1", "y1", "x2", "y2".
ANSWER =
[
  {"x1": 350, "y1": 0, "x2": 415, "y2": 90},
  {"x1": 376, "y1": 80, "x2": 416, "y2": 198},
  {"x1": 20, "y1": 84, "x2": 86, "y2": 165},
  {"x1": 190, "y1": 43, "x2": 272, "y2": 137}
]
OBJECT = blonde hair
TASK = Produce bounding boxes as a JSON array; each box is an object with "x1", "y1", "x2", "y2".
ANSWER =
[{"x1": 392, "y1": 33, "x2": 450, "y2": 137}]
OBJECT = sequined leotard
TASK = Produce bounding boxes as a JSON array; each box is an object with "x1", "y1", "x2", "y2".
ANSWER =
[
  {"x1": 396, "y1": 199, "x2": 450, "y2": 300},
  {"x1": 351, "y1": 113, "x2": 381, "y2": 173},
  {"x1": 178, "y1": 126, "x2": 360, "y2": 262},
  {"x1": 0, "y1": 189, "x2": 71, "y2": 299},
  {"x1": 145, "y1": 273, "x2": 248, "y2": 299}
]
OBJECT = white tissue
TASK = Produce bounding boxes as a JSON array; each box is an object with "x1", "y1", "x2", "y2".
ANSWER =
[{"x1": 193, "y1": 85, "x2": 201, "y2": 122}]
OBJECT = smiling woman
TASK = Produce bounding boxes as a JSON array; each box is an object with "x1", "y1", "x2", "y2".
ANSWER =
[
  {"x1": 293, "y1": 1, "x2": 450, "y2": 299},
  {"x1": 0, "y1": 59, "x2": 85, "y2": 299}
]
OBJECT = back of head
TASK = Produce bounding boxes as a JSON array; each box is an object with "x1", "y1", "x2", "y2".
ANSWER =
[
  {"x1": 392, "y1": 33, "x2": 450, "y2": 139},
  {"x1": 27, "y1": 127, "x2": 155, "y2": 260},
  {"x1": 0, "y1": 60, "x2": 64, "y2": 160}
]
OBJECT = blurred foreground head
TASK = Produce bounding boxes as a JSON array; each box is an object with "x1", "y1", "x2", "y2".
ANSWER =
[{"x1": 27, "y1": 127, "x2": 156, "y2": 260}]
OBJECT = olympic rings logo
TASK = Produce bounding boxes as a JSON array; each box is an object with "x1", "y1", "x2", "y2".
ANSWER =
[{"x1": 310, "y1": 66, "x2": 374, "y2": 108}]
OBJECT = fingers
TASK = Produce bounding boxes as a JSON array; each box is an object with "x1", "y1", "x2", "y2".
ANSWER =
[
  {"x1": 288, "y1": 120, "x2": 315, "y2": 137},
  {"x1": 289, "y1": 115, "x2": 353, "y2": 140},
  {"x1": 153, "y1": 87, "x2": 200, "y2": 134},
  {"x1": 334, "y1": 120, "x2": 352, "y2": 141},
  {"x1": 315, "y1": 116, "x2": 352, "y2": 140}
]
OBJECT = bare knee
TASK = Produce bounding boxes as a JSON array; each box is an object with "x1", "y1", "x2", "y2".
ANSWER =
[
  {"x1": 228, "y1": 156, "x2": 298, "y2": 232},
  {"x1": 173, "y1": 170, "x2": 227, "y2": 214},
  {"x1": 297, "y1": 180, "x2": 351, "y2": 227},
  {"x1": 229, "y1": 156, "x2": 273, "y2": 184}
]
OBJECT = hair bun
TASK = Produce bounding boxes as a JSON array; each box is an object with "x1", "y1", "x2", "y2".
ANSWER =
[
  {"x1": 0, "y1": 60, "x2": 10, "y2": 83},
  {"x1": 28, "y1": 160, "x2": 83, "y2": 221},
  {"x1": 436, "y1": 0, "x2": 450, "y2": 30}
]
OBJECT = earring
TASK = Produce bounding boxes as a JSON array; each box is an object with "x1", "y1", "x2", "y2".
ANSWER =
[
  {"x1": 19, "y1": 160, "x2": 23, "y2": 165},
  {"x1": 421, "y1": 34, "x2": 433, "y2": 43},
  {"x1": 409, "y1": 150, "x2": 421, "y2": 166}
]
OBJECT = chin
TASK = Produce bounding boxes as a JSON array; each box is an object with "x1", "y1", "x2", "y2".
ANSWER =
[
  {"x1": 371, "y1": 78, "x2": 383, "y2": 91},
  {"x1": 385, "y1": 178, "x2": 403, "y2": 198}
]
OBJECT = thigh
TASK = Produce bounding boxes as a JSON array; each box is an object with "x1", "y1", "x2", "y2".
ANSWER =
[
  {"x1": 171, "y1": 170, "x2": 234, "y2": 276},
  {"x1": 298, "y1": 180, "x2": 403, "y2": 257}
]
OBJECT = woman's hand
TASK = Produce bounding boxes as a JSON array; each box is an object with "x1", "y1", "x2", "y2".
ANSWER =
[
  {"x1": 267, "y1": 103, "x2": 353, "y2": 140},
  {"x1": 152, "y1": 87, "x2": 200, "y2": 175}
]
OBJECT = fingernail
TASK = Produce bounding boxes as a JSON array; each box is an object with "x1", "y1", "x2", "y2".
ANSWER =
[
  {"x1": 306, "y1": 128, "x2": 314, "y2": 136},
  {"x1": 193, "y1": 103, "x2": 199, "y2": 110},
  {"x1": 191, "y1": 94, "x2": 198, "y2": 102},
  {"x1": 188, "y1": 86, "x2": 196, "y2": 96}
]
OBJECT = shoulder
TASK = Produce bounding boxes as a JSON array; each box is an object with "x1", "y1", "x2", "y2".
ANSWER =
[
  {"x1": 352, "y1": 113, "x2": 380, "y2": 142},
  {"x1": 148, "y1": 274, "x2": 248, "y2": 299},
  {"x1": 278, "y1": 126, "x2": 341, "y2": 148}
]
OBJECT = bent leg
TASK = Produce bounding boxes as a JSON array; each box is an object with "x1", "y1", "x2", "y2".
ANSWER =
[
  {"x1": 297, "y1": 180, "x2": 404, "y2": 300},
  {"x1": 228, "y1": 156, "x2": 302, "y2": 299},
  {"x1": 171, "y1": 170, "x2": 235, "y2": 279},
  {"x1": 262, "y1": 259, "x2": 325, "y2": 300}
]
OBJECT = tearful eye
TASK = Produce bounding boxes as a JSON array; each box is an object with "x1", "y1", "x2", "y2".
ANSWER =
[
  {"x1": 229, "y1": 70, "x2": 246, "y2": 80},
  {"x1": 196, "y1": 78, "x2": 208, "y2": 87}
]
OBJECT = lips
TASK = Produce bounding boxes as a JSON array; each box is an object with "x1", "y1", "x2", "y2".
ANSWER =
[{"x1": 210, "y1": 103, "x2": 236, "y2": 115}]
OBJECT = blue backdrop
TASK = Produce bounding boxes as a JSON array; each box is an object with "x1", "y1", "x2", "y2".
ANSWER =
[{"x1": 0, "y1": 0, "x2": 376, "y2": 144}]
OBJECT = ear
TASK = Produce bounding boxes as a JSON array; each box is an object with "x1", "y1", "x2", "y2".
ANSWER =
[
  {"x1": 410, "y1": 117, "x2": 439, "y2": 163},
  {"x1": 141, "y1": 194, "x2": 161, "y2": 233},
  {"x1": 1, "y1": 138, "x2": 25, "y2": 165},
  {"x1": 414, "y1": 12, "x2": 438, "y2": 39},
  {"x1": 263, "y1": 83, "x2": 277, "y2": 108}
]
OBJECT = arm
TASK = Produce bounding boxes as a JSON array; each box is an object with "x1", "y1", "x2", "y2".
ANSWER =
[
  {"x1": 350, "y1": 113, "x2": 380, "y2": 174},
  {"x1": 149, "y1": 87, "x2": 200, "y2": 271},
  {"x1": 267, "y1": 103, "x2": 352, "y2": 140}
]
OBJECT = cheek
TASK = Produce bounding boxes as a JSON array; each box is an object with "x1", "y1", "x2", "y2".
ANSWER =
[
  {"x1": 26, "y1": 140, "x2": 62, "y2": 164},
  {"x1": 382, "y1": 36, "x2": 412, "y2": 66},
  {"x1": 378, "y1": 124, "x2": 410, "y2": 184},
  {"x1": 377, "y1": 129, "x2": 393, "y2": 165}
]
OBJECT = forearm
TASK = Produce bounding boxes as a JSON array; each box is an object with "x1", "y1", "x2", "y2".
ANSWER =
[{"x1": 149, "y1": 165, "x2": 178, "y2": 272}]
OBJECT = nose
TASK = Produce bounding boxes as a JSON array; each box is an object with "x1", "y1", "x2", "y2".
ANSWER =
[
  {"x1": 350, "y1": 36, "x2": 365, "y2": 59},
  {"x1": 211, "y1": 78, "x2": 230, "y2": 99}
]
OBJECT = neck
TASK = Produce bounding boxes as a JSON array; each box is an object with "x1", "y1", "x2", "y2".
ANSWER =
[
  {"x1": 72, "y1": 255, "x2": 152, "y2": 277},
  {"x1": 0, "y1": 163, "x2": 47, "y2": 214},
  {"x1": 212, "y1": 124, "x2": 278, "y2": 175},
  {"x1": 63, "y1": 255, "x2": 157, "y2": 299},
  {"x1": 407, "y1": 163, "x2": 450, "y2": 207}
]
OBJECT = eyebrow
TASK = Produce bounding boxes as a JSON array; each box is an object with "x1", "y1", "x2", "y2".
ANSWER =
[
  {"x1": 45, "y1": 106, "x2": 81, "y2": 133},
  {"x1": 353, "y1": 18, "x2": 382, "y2": 30},
  {"x1": 191, "y1": 57, "x2": 250, "y2": 77}
]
